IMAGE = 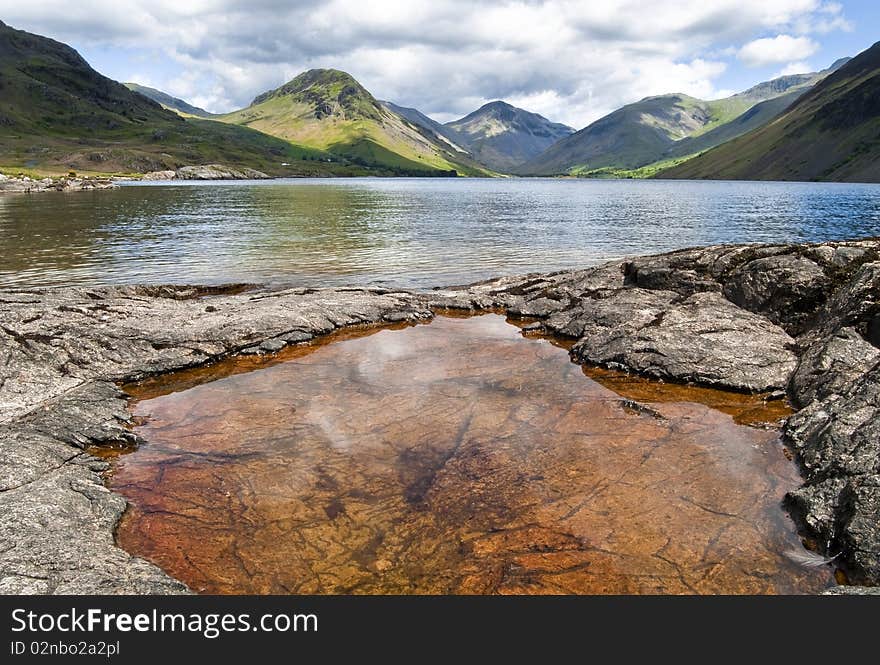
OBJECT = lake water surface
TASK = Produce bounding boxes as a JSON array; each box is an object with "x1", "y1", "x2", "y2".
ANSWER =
[{"x1": 3, "y1": 178, "x2": 880, "y2": 288}]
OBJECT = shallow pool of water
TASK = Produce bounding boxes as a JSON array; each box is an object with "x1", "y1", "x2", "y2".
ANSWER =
[{"x1": 107, "y1": 314, "x2": 833, "y2": 594}]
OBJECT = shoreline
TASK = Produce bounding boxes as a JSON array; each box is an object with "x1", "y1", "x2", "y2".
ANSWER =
[{"x1": 1, "y1": 239, "x2": 878, "y2": 594}]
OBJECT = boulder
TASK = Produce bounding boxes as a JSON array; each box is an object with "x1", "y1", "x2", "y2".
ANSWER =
[
  {"x1": 721, "y1": 254, "x2": 830, "y2": 334},
  {"x1": 813, "y1": 262, "x2": 880, "y2": 345},
  {"x1": 789, "y1": 327, "x2": 880, "y2": 407}
]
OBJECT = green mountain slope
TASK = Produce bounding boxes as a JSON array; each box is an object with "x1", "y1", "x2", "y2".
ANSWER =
[
  {"x1": 218, "y1": 69, "x2": 489, "y2": 175},
  {"x1": 443, "y1": 101, "x2": 574, "y2": 172},
  {"x1": 517, "y1": 68, "x2": 836, "y2": 176},
  {"x1": 658, "y1": 45, "x2": 880, "y2": 183},
  {"x1": 125, "y1": 82, "x2": 214, "y2": 118},
  {"x1": 0, "y1": 20, "x2": 339, "y2": 175}
]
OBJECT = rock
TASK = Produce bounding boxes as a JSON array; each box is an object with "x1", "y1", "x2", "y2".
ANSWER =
[
  {"x1": 383, "y1": 310, "x2": 424, "y2": 322},
  {"x1": 571, "y1": 291, "x2": 798, "y2": 392},
  {"x1": 175, "y1": 164, "x2": 270, "y2": 180},
  {"x1": 545, "y1": 288, "x2": 676, "y2": 338},
  {"x1": 840, "y1": 480, "x2": 880, "y2": 584},
  {"x1": 785, "y1": 363, "x2": 880, "y2": 480},
  {"x1": 784, "y1": 362, "x2": 880, "y2": 583},
  {"x1": 0, "y1": 174, "x2": 116, "y2": 194},
  {"x1": 0, "y1": 427, "x2": 188, "y2": 594},
  {"x1": 785, "y1": 478, "x2": 847, "y2": 548},
  {"x1": 789, "y1": 327, "x2": 880, "y2": 408},
  {"x1": 621, "y1": 261, "x2": 720, "y2": 296},
  {"x1": 812, "y1": 262, "x2": 880, "y2": 345},
  {"x1": 722, "y1": 254, "x2": 830, "y2": 334},
  {"x1": 822, "y1": 585, "x2": 880, "y2": 595},
  {"x1": 283, "y1": 330, "x2": 314, "y2": 344},
  {"x1": 259, "y1": 339, "x2": 286, "y2": 353},
  {"x1": 142, "y1": 170, "x2": 176, "y2": 181}
]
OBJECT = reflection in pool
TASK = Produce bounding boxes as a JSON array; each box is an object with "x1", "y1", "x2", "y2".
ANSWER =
[{"x1": 106, "y1": 314, "x2": 833, "y2": 594}]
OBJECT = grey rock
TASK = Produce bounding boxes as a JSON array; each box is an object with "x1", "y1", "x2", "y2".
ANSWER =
[
  {"x1": 383, "y1": 310, "x2": 433, "y2": 323},
  {"x1": 141, "y1": 170, "x2": 176, "y2": 181},
  {"x1": 0, "y1": 427, "x2": 187, "y2": 594},
  {"x1": 622, "y1": 262, "x2": 720, "y2": 296},
  {"x1": 572, "y1": 291, "x2": 798, "y2": 392},
  {"x1": 785, "y1": 477, "x2": 847, "y2": 548},
  {"x1": 259, "y1": 339, "x2": 287, "y2": 353},
  {"x1": 546, "y1": 288, "x2": 677, "y2": 338},
  {"x1": 784, "y1": 362, "x2": 880, "y2": 583},
  {"x1": 283, "y1": 330, "x2": 314, "y2": 343},
  {"x1": 785, "y1": 363, "x2": 880, "y2": 480},
  {"x1": 822, "y1": 585, "x2": 880, "y2": 595},
  {"x1": 721, "y1": 254, "x2": 830, "y2": 333},
  {"x1": 0, "y1": 175, "x2": 117, "y2": 194},
  {"x1": 175, "y1": 165, "x2": 269, "y2": 180},
  {"x1": 813, "y1": 261, "x2": 880, "y2": 345},
  {"x1": 840, "y1": 479, "x2": 880, "y2": 585},
  {"x1": 508, "y1": 296, "x2": 569, "y2": 317},
  {"x1": 789, "y1": 327, "x2": 880, "y2": 408}
]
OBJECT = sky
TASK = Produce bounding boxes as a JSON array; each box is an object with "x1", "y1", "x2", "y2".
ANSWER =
[{"x1": 1, "y1": 1, "x2": 877, "y2": 128}]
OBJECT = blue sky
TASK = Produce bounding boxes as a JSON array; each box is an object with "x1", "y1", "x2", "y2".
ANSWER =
[{"x1": 1, "y1": 1, "x2": 877, "y2": 127}]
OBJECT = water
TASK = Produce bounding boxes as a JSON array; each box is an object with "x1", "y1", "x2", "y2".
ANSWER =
[
  {"x1": 2, "y1": 178, "x2": 880, "y2": 289},
  {"x1": 106, "y1": 314, "x2": 832, "y2": 594}
]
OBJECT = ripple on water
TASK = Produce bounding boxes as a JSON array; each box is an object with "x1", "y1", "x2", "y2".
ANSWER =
[{"x1": 2, "y1": 178, "x2": 880, "y2": 288}]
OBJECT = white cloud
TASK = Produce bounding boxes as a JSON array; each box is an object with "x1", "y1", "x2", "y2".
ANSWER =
[
  {"x1": 774, "y1": 61, "x2": 814, "y2": 77},
  {"x1": 738, "y1": 35, "x2": 820, "y2": 67},
  {"x1": 0, "y1": 1, "x2": 852, "y2": 128}
]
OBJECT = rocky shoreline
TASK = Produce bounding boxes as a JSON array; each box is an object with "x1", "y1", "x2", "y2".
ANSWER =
[
  {"x1": 0, "y1": 164, "x2": 271, "y2": 194},
  {"x1": 0, "y1": 173, "x2": 117, "y2": 194},
  {"x1": 140, "y1": 165, "x2": 271, "y2": 181},
  {"x1": 1, "y1": 239, "x2": 878, "y2": 594}
]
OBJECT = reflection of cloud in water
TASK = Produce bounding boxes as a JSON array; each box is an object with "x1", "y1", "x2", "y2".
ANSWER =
[
  {"x1": 305, "y1": 402, "x2": 353, "y2": 451},
  {"x1": 355, "y1": 328, "x2": 449, "y2": 387},
  {"x1": 117, "y1": 314, "x2": 832, "y2": 594}
]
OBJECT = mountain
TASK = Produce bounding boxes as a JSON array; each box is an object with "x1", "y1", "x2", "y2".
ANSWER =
[
  {"x1": 0, "y1": 21, "x2": 337, "y2": 175},
  {"x1": 443, "y1": 101, "x2": 574, "y2": 172},
  {"x1": 125, "y1": 82, "x2": 214, "y2": 118},
  {"x1": 658, "y1": 45, "x2": 880, "y2": 183},
  {"x1": 218, "y1": 69, "x2": 488, "y2": 175},
  {"x1": 518, "y1": 65, "x2": 841, "y2": 176},
  {"x1": 379, "y1": 101, "x2": 469, "y2": 154}
]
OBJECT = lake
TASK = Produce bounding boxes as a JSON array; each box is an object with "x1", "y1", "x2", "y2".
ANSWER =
[{"x1": 2, "y1": 178, "x2": 880, "y2": 289}]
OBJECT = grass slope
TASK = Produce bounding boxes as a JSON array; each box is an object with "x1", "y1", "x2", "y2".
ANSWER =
[
  {"x1": 0, "y1": 21, "x2": 362, "y2": 176},
  {"x1": 219, "y1": 69, "x2": 489, "y2": 176},
  {"x1": 658, "y1": 44, "x2": 880, "y2": 183}
]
